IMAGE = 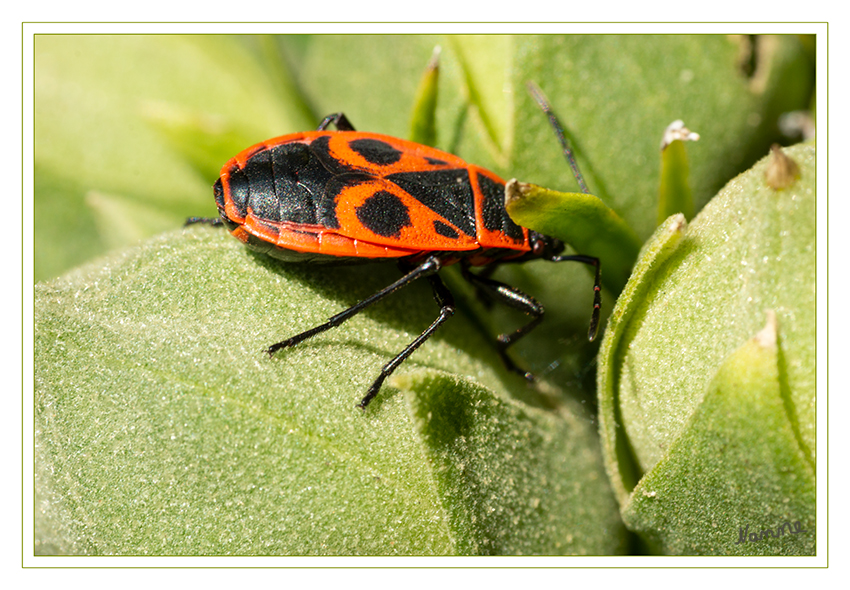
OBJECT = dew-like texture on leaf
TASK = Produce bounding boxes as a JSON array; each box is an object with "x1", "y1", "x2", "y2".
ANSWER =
[{"x1": 34, "y1": 229, "x2": 623, "y2": 555}]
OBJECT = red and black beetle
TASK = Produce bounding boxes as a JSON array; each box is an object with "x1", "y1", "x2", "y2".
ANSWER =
[{"x1": 189, "y1": 111, "x2": 601, "y2": 409}]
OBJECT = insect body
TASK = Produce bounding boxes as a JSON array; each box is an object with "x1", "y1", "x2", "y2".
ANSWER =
[{"x1": 193, "y1": 112, "x2": 601, "y2": 409}]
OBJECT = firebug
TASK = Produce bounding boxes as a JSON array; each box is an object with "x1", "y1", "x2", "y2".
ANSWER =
[{"x1": 188, "y1": 100, "x2": 601, "y2": 409}]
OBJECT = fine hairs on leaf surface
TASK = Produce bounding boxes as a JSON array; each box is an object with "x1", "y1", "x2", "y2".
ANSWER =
[
  {"x1": 597, "y1": 143, "x2": 815, "y2": 555},
  {"x1": 35, "y1": 228, "x2": 626, "y2": 555}
]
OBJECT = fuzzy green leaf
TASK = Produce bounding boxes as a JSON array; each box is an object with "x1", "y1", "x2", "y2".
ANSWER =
[
  {"x1": 34, "y1": 228, "x2": 624, "y2": 555},
  {"x1": 621, "y1": 312, "x2": 815, "y2": 555},
  {"x1": 398, "y1": 370, "x2": 627, "y2": 555},
  {"x1": 504, "y1": 180, "x2": 642, "y2": 294},
  {"x1": 34, "y1": 34, "x2": 815, "y2": 556},
  {"x1": 596, "y1": 143, "x2": 815, "y2": 554}
]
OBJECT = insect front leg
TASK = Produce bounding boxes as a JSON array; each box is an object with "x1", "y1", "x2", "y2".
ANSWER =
[
  {"x1": 548, "y1": 254, "x2": 602, "y2": 341},
  {"x1": 461, "y1": 263, "x2": 544, "y2": 381}
]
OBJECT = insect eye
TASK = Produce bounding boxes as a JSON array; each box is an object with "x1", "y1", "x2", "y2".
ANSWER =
[{"x1": 532, "y1": 239, "x2": 546, "y2": 256}]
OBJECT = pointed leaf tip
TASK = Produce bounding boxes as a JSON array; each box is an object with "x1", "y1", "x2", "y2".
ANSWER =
[
  {"x1": 765, "y1": 144, "x2": 801, "y2": 190},
  {"x1": 754, "y1": 309, "x2": 778, "y2": 349}
]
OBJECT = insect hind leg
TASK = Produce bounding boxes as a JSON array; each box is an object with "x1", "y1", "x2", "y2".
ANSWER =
[
  {"x1": 316, "y1": 112, "x2": 356, "y2": 131},
  {"x1": 265, "y1": 255, "x2": 453, "y2": 409},
  {"x1": 357, "y1": 271, "x2": 456, "y2": 409}
]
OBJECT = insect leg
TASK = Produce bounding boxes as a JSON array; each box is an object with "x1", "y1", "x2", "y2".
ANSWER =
[
  {"x1": 316, "y1": 113, "x2": 356, "y2": 131},
  {"x1": 184, "y1": 217, "x2": 223, "y2": 226},
  {"x1": 358, "y1": 272, "x2": 456, "y2": 409},
  {"x1": 266, "y1": 256, "x2": 443, "y2": 356},
  {"x1": 548, "y1": 254, "x2": 602, "y2": 341},
  {"x1": 461, "y1": 263, "x2": 544, "y2": 381}
]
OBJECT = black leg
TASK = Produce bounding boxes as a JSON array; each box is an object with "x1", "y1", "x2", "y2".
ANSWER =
[
  {"x1": 316, "y1": 113, "x2": 356, "y2": 131},
  {"x1": 548, "y1": 254, "x2": 602, "y2": 341},
  {"x1": 461, "y1": 253, "x2": 602, "y2": 381},
  {"x1": 266, "y1": 256, "x2": 455, "y2": 408},
  {"x1": 461, "y1": 263, "x2": 544, "y2": 381},
  {"x1": 184, "y1": 216, "x2": 223, "y2": 227},
  {"x1": 266, "y1": 256, "x2": 443, "y2": 355},
  {"x1": 357, "y1": 272, "x2": 456, "y2": 409}
]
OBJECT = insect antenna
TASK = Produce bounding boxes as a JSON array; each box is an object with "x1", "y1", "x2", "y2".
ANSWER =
[{"x1": 526, "y1": 81, "x2": 590, "y2": 195}]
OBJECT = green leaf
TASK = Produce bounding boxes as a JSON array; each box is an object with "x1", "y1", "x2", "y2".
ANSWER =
[
  {"x1": 408, "y1": 46, "x2": 442, "y2": 146},
  {"x1": 596, "y1": 143, "x2": 815, "y2": 554},
  {"x1": 398, "y1": 371, "x2": 628, "y2": 555},
  {"x1": 597, "y1": 213, "x2": 689, "y2": 502},
  {"x1": 504, "y1": 180, "x2": 642, "y2": 294},
  {"x1": 34, "y1": 227, "x2": 624, "y2": 555},
  {"x1": 34, "y1": 34, "x2": 815, "y2": 555},
  {"x1": 658, "y1": 120, "x2": 700, "y2": 223},
  {"x1": 622, "y1": 312, "x2": 815, "y2": 555}
]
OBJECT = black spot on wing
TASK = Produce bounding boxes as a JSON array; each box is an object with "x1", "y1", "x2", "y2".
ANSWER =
[
  {"x1": 356, "y1": 190, "x2": 412, "y2": 238},
  {"x1": 385, "y1": 169, "x2": 476, "y2": 237},
  {"x1": 433, "y1": 220, "x2": 459, "y2": 239},
  {"x1": 478, "y1": 173, "x2": 524, "y2": 241},
  {"x1": 349, "y1": 138, "x2": 403, "y2": 166}
]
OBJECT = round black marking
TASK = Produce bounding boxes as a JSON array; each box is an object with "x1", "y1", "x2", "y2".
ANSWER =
[
  {"x1": 433, "y1": 220, "x2": 459, "y2": 239},
  {"x1": 356, "y1": 190, "x2": 412, "y2": 238},
  {"x1": 349, "y1": 138, "x2": 403, "y2": 166}
]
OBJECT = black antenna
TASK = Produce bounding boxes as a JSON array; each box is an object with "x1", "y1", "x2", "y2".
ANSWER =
[{"x1": 526, "y1": 82, "x2": 590, "y2": 195}]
